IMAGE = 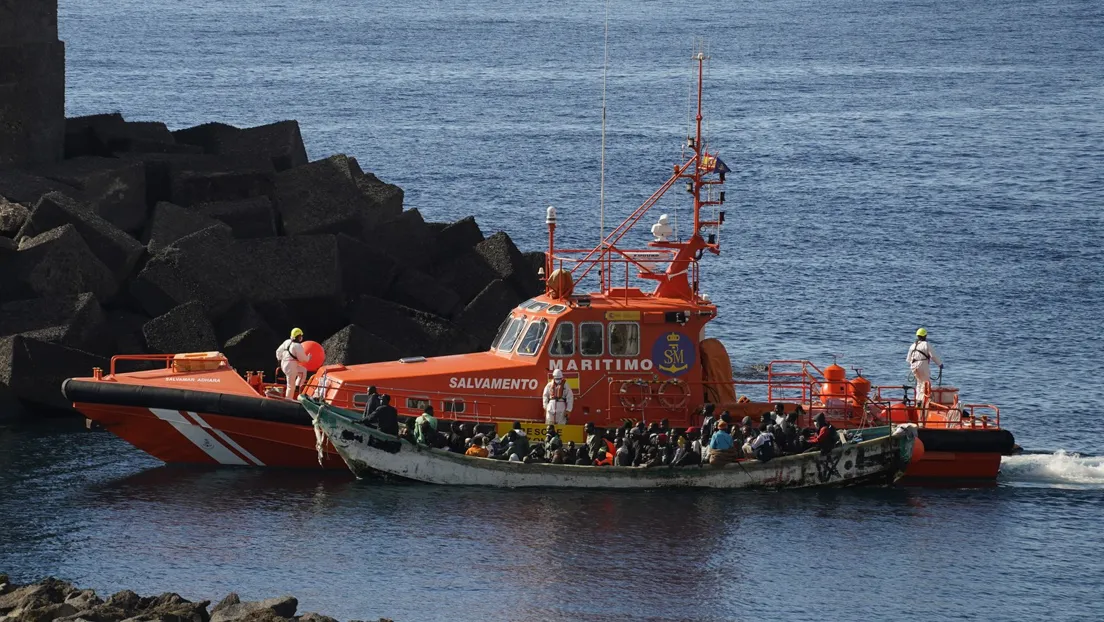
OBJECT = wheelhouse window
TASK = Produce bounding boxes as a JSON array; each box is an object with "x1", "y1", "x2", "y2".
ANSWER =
[
  {"x1": 609, "y1": 322, "x2": 641, "y2": 356},
  {"x1": 495, "y1": 316, "x2": 526, "y2": 353},
  {"x1": 580, "y1": 322, "x2": 604, "y2": 356},
  {"x1": 547, "y1": 304, "x2": 567, "y2": 314},
  {"x1": 516, "y1": 319, "x2": 549, "y2": 356},
  {"x1": 443, "y1": 399, "x2": 465, "y2": 414},
  {"x1": 490, "y1": 316, "x2": 513, "y2": 350},
  {"x1": 549, "y1": 322, "x2": 574, "y2": 357},
  {"x1": 524, "y1": 301, "x2": 549, "y2": 312},
  {"x1": 406, "y1": 397, "x2": 430, "y2": 411}
]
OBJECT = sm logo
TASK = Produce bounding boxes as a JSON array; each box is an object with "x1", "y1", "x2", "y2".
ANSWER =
[{"x1": 651, "y1": 331, "x2": 696, "y2": 377}]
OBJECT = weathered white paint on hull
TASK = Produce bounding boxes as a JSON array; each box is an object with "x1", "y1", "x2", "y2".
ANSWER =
[{"x1": 308, "y1": 401, "x2": 912, "y2": 489}]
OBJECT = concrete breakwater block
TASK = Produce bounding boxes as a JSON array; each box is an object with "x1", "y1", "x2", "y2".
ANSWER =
[
  {"x1": 234, "y1": 236, "x2": 343, "y2": 301},
  {"x1": 457, "y1": 278, "x2": 521, "y2": 348},
  {"x1": 336, "y1": 233, "x2": 398, "y2": 299},
  {"x1": 431, "y1": 248, "x2": 500, "y2": 307},
  {"x1": 144, "y1": 201, "x2": 231, "y2": 253},
  {"x1": 0, "y1": 196, "x2": 31, "y2": 237},
  {"x1": 222, "y1": 326, "x2": 280, "y2": 375},
  {"x1": 0, "y1": 292, "x2": 112, "y2": 355},
  {"x1": 0, "y1": 40, "x2": 66, "y2": 168},
  {"x1": 0, "y1": 168, "x2": 76, "y2": 207},
  {"x1": 17, "y1": 191, "x2": 144, "y2": 282},
  {"x1": 0, "y1": 336, "x2": 107, "y2": 411},
  {"x1": 321, "y1": 324, "x2": 402, "y2": 366},
  {"x1": 130, "y1": 226, "x2": 243, "y2": 317},
  {"x1": 142, "y1": 301, "x2": 219, "y2": 354},
  {"x1": 33, "y1": 156, "x2": 148, "y2": 233},
  {"x1": 14, "y1": 224, "x2": 118, "y2": 302},
  {"x1": 106, "y1": 309, "x2": 152, "y2": 355},
  {"x1": 169, "y1": 167, "x2": 274, "y2": 208},
  {"x1": 476, "y1": 231, "x2": 542, "y2": 298},
  {"x1": 371, "y1": 208, "x2": 433, "y2": 268},
  {"x1": 433, "y1": 215, "x2": 484, "y2": 262},
  {"x1": 66, "y1": 114, "x2": 197, "y2": 158},
  {"x1": 118, "y1": 152, "x2": 275, "y2": 208},
  {"x1": 348, "y1": 295, "x2": 462, "y2": 358},
  {"x1": 348, "y1": 157, "x2": 404, "y2": 224},
  {"x1": 174, "y1": 120, "x2": 308, "y2": 172},
  {"x1": 191, "y1": 196, "x2": 277, "y2": 239},
  {"x1": 273, "y1": 155, "x2": 368, "y2": 237},
  {"x1": 386, "y1": 266, "x2": 462, "y2": 319}
]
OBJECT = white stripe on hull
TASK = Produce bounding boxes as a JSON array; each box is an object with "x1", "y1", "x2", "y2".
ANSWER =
[
  {"x1": 186, "y1": 412, "x2": 266, "y2": 466},
  {"x1": 149, "y1": 408, "x2": 249, "y2": 466}
]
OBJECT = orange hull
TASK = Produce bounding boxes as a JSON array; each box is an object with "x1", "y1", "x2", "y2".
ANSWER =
[{"x1": 77, "y1": 402, "x2": 347, "y2": 469}]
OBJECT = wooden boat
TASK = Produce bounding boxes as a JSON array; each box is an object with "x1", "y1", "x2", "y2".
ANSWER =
[{"x1": 303, "y1": 397, "x2": 915, "y2": 489}]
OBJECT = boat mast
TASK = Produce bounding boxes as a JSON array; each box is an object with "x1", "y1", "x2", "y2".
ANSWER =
[{"x1": 599, "y1": 0, "x2": 610, "y2": 283}]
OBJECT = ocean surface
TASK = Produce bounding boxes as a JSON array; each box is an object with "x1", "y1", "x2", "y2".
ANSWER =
[{"x1": 3, "y1": 0, "x2": 1104, "y2": 619}]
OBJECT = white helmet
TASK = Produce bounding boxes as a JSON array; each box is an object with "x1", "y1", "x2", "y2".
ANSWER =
[
  {"x1": 658, "y1": 214, "x2": 669, "y2": 224},
  {"x1": 552, "y1": 369, "x2": 564, "y2": 380}
]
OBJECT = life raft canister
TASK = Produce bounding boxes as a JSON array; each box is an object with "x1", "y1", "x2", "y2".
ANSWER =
[{"x1": 820, "y1": 363, "x2": 850, "y2": 404}]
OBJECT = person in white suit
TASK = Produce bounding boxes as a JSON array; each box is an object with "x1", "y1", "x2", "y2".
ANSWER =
[
  {"x1": 542, "y1": 369, "x2": 574, "y2": 425},
  {"x1": 906, "y1": 328, "x2": 942, "y2": 406}
]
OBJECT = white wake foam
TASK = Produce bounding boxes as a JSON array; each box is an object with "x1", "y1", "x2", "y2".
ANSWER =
[{"x1": 1001, "y1": 451, "x2": 1104, "y2": 488}]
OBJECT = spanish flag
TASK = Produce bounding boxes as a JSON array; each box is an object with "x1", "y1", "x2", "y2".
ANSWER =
[{"x1": 700, "y1": 154, "x2": 729, "y2": 175}]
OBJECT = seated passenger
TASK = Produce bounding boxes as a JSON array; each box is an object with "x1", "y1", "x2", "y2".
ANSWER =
[
  {"x1": 594, "y1": 447, "x2": 613, "y2": 466},
  {"x1": 525, "y1": 445, "x2": 549, "y2": 464},
  {"x1": 808, "y1": 413, "x2": 840, "y2": 454},
  {"x1": 400, "y1": 416, "x2": 417, "y2": 443},
  {"x1": 615, "y1": 439, "x2": 632, "y2": 466},
  {"x1": 544, "y1": 424, "x2": 562, "y2": 453},
  {"x1": 465, "y1": 438, "x2": 489, "y2": 458},
  {"x1": 584, "y1": 422, "x2": 604, "y2": 463},
  {"x1": 361, "y1": 394, "x2": 399, "y2": 437},
  {"x1": 511, "y1": 421, "x2": 530, "y2": 458},
  {"x1": 778, "y1": 412, "x2": 800, "y2": 454},
  {"x1": 414, "y1": 406, "x2": 438, "y2": 445},
  {"x1": 708, "y1": 421, "x2": 739, "y2": 465},
  {"x1": 564, "y1": 441, "x2": 578, "y2": 464},
  {"x1": 749, "y1": 422, "x2": 776, "y2": 462},
  {"x1": 550, "y1": 446, "x2": 565, "y2": 464},
  {"x1": 673, "y1": 434, "x2": 700, "y2": 467}
]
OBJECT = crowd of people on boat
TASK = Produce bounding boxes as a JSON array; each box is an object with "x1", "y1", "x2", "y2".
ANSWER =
[{"x1": 356, "y1": 385, "x2": 842, "y2": 467}]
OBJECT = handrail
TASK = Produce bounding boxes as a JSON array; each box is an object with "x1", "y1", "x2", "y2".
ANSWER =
[{"x1": 108, "y1": 353, "x2": 229, "y2": 377}]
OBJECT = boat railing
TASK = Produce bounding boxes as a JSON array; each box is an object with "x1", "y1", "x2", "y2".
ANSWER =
[
  {"x1": 303, "y1": 377, "x2": 515, "y2": 424},
  {"x1": 106, "y1": 353, "x2": 230, "y2": 377}
]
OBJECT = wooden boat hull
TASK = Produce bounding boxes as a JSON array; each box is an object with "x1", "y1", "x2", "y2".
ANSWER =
[{"x1": 305, "y1": 398, "x2": 914, "y2": 489}]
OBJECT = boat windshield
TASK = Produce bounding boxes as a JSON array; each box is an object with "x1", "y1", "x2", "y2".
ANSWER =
[
  {"x1": 496, "y1": 316, "x2": 526, "y2": 353},
  {"x1": 489, "y1": 316, "x2": 513, "y2": 350},
  {"x1": 516, "y1": 319, "x2": 549, "y2": 356}
]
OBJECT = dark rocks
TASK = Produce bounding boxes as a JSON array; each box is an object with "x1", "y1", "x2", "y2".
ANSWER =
[
  {"x1": 14, "y1": 224, "x2": 118, "y2": 302},
  {"x1": 0, "y1": 37, "x2": 66, "y2": 168},
  {"x1": 457, "y1": 279, "x2": 522, "y2": 348},
  {"x1": 17, "y1": 191, "x2": 144, "y2": 282},
  {"x1": 169, "y1": 168, "x2": 274, "y2": 208},
  {"x1": 321, "y1": 324, "x2": 401, "y2": 365},
  {"x1": 336, "y1": 234, "x2": 398, "y2": 299},
  {"x1": 0, "y1": 197, "x2": 31, "y2": 237},
  {"x1": 431, "y1": 248, "x2": 499, "y2": 306},
  {"x1": 223, "y1": 326, "x2": 280, "y2": 375},
  {"x1": 0, "y1": 169, "x2": 76, "y2": 207},
  {"x1": 371, "y1": 209, "x2": 432, "y2": 268},
  {"x1": 433, "y1": 215, "x2": 484, "y2": 262},
  {"x1": 476, "y1": 231, "x2": 542, "y2": 298},
  {"x1": 234, "y1": 236, "x2": 342, "y2": 302},
  {"x1": 349, "y1": 295, "x2": 462, "y2": 358},
  {"x1": 145, "y1": 201, "x2": 231, "y2": 253},
  {"x1": 34, "y1": 156, "x2": 148, "y2": 233},
  {"x1": 174, "y1": 121, "x2": 307, "y2": 173},
  {"x1": 272, "y1": 155, "x2": 367, "y2": 237},
  {"x1": 142, "y1": 301, "x2": 219, "y2": 354},
  {"x1": 386, "y1": 267, "x2": 461, "y2": 319},
  {"x1": 0, "y1": 336, "x2": 107, "y2": 410},
  {"x1": 192, "y1": 197, "x2": 277, "y2": 239},
  {"x1": 130, "y1": 226, "x2": 242, "y2": 317},
  {"x1": 0, "y1": 292, "x2": 112, "y2": 354},
  {"x1": 64, "y1": 115, "x2": 198, "y2": 157},
  {"x1": 208, "y1": 596, "x2": 297, "y2": 622}
]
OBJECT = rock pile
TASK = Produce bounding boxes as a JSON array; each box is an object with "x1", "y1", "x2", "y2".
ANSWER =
[
  {"x1": 0, "y1": 115, "x2": 544, "y2": 418},
  {"x1": 0, "y1": 574, "x2": 391, "y2": 622}
]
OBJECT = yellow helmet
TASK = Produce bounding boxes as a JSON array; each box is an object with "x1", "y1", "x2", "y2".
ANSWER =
[
  {"x1": 290, "y1": 327, "x2": 304, "y2": 339},
  {"x1": 916, "y1": 328, "x2": 927, "y2": 338}
]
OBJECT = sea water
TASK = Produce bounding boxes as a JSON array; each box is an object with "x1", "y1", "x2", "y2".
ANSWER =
[{"x1": 2, "y1": 0, "x2": 1103, "y2": 619}]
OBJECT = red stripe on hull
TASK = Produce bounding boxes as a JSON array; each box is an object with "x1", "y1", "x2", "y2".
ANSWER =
[{"x1": 76, "y1": 403, "x2": 348, "y2": 470}]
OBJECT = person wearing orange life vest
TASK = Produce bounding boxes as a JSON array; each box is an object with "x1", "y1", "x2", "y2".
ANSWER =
[
  {"x1": 276, "y1": 328, "x2": 311, "y2": 399},
  {"x1": 907, "y1": 328, "x2": 943, "y2": 406},
  {"x1": 542, "y1": 369, "x2": 574, "y2": 425}
]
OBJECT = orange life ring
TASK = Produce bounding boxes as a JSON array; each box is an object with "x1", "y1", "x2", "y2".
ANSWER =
[
  {"x1": 617, "y1": 379, "x2": 650, "y2": 412},
  {"x1": 657, "y1": 379, "x2": 690, "y2": 411}
]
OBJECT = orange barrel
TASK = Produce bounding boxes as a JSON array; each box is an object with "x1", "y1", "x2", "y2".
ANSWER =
[
  {"x1": 820, "y1": 363, "x2": 848, "y2": 404},
  {"x1": 851, "y1": 375, "x2": 872, "y2": 406}
]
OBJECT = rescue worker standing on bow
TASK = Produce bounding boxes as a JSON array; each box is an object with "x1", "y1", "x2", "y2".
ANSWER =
[
  {"x1": 542, "y1": 369, "x2": 574, "y2": 425},
  {"x1": 906, "y1": 328, "x2": 943, "y2": 407},
  {"x1": 276, "y1": 328, "x2": 310, "y2": 399}
]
